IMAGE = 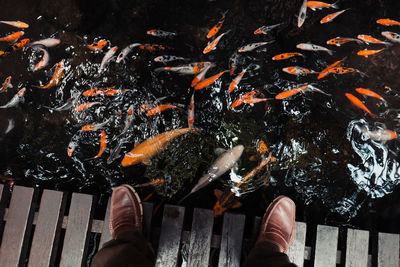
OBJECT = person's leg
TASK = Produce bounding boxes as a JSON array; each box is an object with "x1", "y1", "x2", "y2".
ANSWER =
[
  {"x1": 244, "y1": 196, "x2": 298, "y2": 267},
  {"x1": 91, "y1": 185, "x2": 155, "y2": 267}
]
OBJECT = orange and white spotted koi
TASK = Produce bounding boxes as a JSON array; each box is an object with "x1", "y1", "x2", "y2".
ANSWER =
[
  {"x1": 0, "y1": 31, "x2": 24, "y2": 42},
  {"x1": 317, "y1": 57, "x2": 346, "y2": 79},
  {"x1": 88, "y1": 40, "x2": 107, "y2": 51},
  {"x1": 155, "y1": 62, "x2": 213, "y2": 75},
  {"x1": 357, "y1": 49, "x2": 384, "y2": 58},
  {"x1": 34, "y1": 47, "x2": 50, "y2": 71},
  {"x1": 228, "y1": 67, "x2": 248, "y2": 92},
  {"x1": 34, "y1": 61, "x2": 65, "y2": 89},
  {"x1": 282, "y1": 66, "x2": 317, "y2": 76},
  {"x1": 82, "y1": 86, "x2": 116, "y2": 96},
  {"x1": 0, "y1": 87, "x2": 26, "y2": 108},
  {"x1": 92, "y1": 131, "x2": 107, "y2": 159},
  {"x1": 1, "y1": 76, "x2": 12, "y2": 93},
  {"x1": 188, "y1": 93, "x2": 195, "y2": 128},
  {"x1": 207, "y1": 10, "x2": 229, "y2": 39},
  {"x1": 191, "y1": 63, "x2": 214, "y2": 87},
  {"x1": 0, "y1": 21, "x2": 29, "y2": 28},
  {"x1": 357, "y1": 35, "x2": 391, "y2": 45},
  {"x1": 203, "y1": 30, "x2": 230, "y2": 54},
  {"x1": 320, "y1": 9, "x2": 348, "y2": 24},
  {"x1": 74, "y1": 102, "x2": 101, "y2": 111},
  {"x1": 381, "y1": 31, "x2": 400, "y2": 43},
  {"x1": 275, "y1": 84, "x2": 330, "y2": 100},
  {"x1": 81, "y1": 119, "x2": 111, "y2": 131},
  {"x1": 326, "y1": 37, "x2": 364, "y2": 46},
  {"x1": 146, "y1": 104, "x2": 183, "y2": 116},
  {"x1": 99, "y1": 46, "x2": 118, "y2": 73},
  {"x1": 272, "y1": 52, "x2": 305, "y2": 60}
]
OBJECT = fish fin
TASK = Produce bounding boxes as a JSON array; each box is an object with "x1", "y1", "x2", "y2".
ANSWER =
[
  {"x1": 214, "y1": 189, "x2": 223, "y2": 199},
  {"x1": 231, "y1": 200, "x2": 242, "y2": 209},
  {"x1": 221, "y1": 9, "x2": 229, "y2": 17},
  {"x1": 310, "y1": 7, "x2": 317, "y2": 11},
  {"x1": 327, "y1": 49, "x2": 335, "y2": 56},
  {"x1": 332, "y1": 0, "x2": 340, "y2": 8}
]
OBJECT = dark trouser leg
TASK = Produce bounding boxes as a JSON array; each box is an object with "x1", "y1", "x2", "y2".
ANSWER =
[
  {"x1": 244, "y1": 241, "x2": 298, "y2": 267},
  {"x1": 91, "y1": 230, "x2": 155, "y2": 267}
]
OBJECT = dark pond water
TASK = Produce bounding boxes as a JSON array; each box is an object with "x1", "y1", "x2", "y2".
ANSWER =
[{"x1": 1, "y1": 0, "x2": 400, "y2": 234}]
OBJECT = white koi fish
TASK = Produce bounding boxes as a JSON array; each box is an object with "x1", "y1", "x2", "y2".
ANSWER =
[
  {"x1": 188, "y1": 93, "x2": 195, "y2": 128},
  {"x1": 119, "y1": 105, "x2": 134, "y2": 137},
  {"x1": 153, "y1": 55, "x2": 189, "y2": 64},
  {"x1": 147, "y1": 29, "x2": 177, "y2": 38},
  {"x1": 34, "y1": 46, "x2": 50, "y2": 71},
  {"x1": 29, "y1": 38, "x2": 60, "y2": 48},
  {"x1": 361, "y1": 128, "x2": 398, "y2": 141},
  {"x1": 81, "y1": 118, "x2": 111, "y2": 131},
  {"x1": 296, "y1": 43, "x2": 334, "y2": 55},
  {"x1": 298, "y1": 0, "x2": 308, "y2": 28},
  {"x1": 155, "y1": 62, "x2": 213, "y2": 75},
  {"x1": 116, "y1": 43, "x2": 141, "y2": 63},
  {"x1": 98, "y1": 46, "x2": 118, "y2": 73},
  {"x1": 238, "y1": 41, "x2": 274, "y2": 52},
  {"x1": 381, "y1": 31, "x2": 400, "y2": 43},
  {"x1": 203, "y1": 30, "x2": 230, "y2": 54},
  {"x1": 67, "y1": 135, "x2": 79, "y2": 157},
  {"x1": 1, "y1": 76, "x2": 12, "y2": 93},
  {"x1": 0, "y1": 87, "x2": 26, "y2": 108},
  {"x1": 228, "y1": 66, "x2": 249, "y2": 92},
  {"x1": 107, "y1": 137, "x2": 128, "y2": 164}
]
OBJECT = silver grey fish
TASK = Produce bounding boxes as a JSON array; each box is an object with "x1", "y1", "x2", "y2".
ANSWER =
[
  {"x1": 298, "y1": 0, "x2": 308, "y2": 28},
  {"x1": 116, "y1": 43, "x2": 141, "y2": 63},
  {"x1": 179, "y1": 145, "x2": 244, "y2": 203},
  {"x1": 98, "y1": 46, "x2": 118, "y2": 73},
  {"x1": 255, "y1": 23, "x2": 283, "y2": 34},
  {"x1": 153, "y1": 55, "x2": 189, "y2": 64},
  {"x1": 29, "y1": 38, "x2": 61, "y2": 48},
  {"x1": 296, "y1": 43, "x2": 334, "y2": 55},
  {"x1": 0, "y1": 87, "x2": 26, "y2": 109},
  {"x1": 154, "y1": 62, "x2": 213, "y2": 75},
  {"x1": 238, "y1": 41, "x2": 274, "y2": 52},
  {"x1": 147, "y1": 29, "x2": 177, "y2": 38}
]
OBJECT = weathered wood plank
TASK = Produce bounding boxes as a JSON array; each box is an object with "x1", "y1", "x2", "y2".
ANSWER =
[
  {"x1": 218, "y1": 212, "x2": 246, "y2": 267},
  {"x1": 345, "y1": 228, "x2": 369, "y2": 267},
  {"x1": 378, "y1": 232, "x2": 399, "y2": 267},
  {"x1": 287, "y1": 222, "x2": 307, "y2": 267},
  {"x1": 98, "y1": 198, "x2": 111, "y2": 250},
  {"x1": 187, "y1": 208, "x2": 214, "y2": 267},
  {"x1": 28, "y1": 190, "x2": 65, "y2": 267},
  {"x1": 0, "y1": 186, "x2": 35, "y2": 267},
  {"x1": 249, "y1": 216, "x2": 261, "y2": 247},
  {"x1": 314, "y1": 225, "x2": 339, "y2": 267},
  {"x1": 143, "y1": 202, "x2": 153, "y2": 240},
  {"x1": 156, "y1": 205, "x2": 185, "y2": 267},
  {"x1": 59, "y1": 193, "x2": 93, "y2": 267}
]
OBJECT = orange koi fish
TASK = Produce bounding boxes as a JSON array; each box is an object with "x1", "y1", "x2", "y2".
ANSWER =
[
  {"x1": 34, "y1": 47, "x2": 49, "y2": 71},
  {"x1": 242, "y1": 97, "x2": 269, "y2": 105},
  {"x1": 320, "y1": 9, "x2": 348, "y2": 24},
  {"x1": 361, "y1": 128, "x2": 397, "y2": 141},
  {"x1": 82, "y1": 86, "x2": 116, "y2": 96},
  {"x1": 272, "y1": 52, "x2": 304, "y2": 60},
  {"x1": 0, "y1": 50, "x2": 10, "y2": 56},
  {"x1": 194, "y1": 71, "x2": 226, "y2": 90},
  {"x1": 282, "y1": 66, "x2": 317, "y2": 75},
  {"x1": 81, "y1": 119, "x2": 110, "y2": 131},
  {"x1": 307, "y1": 1, "x2": 339, "y2": 11},
  {"x1": 376, "y1": 18, "x2": 400, "y2": 26},
  {"x1": 0, "y1": 31, "x2": 24, "y2": 42},
  {"x1": 139, "y1": 44, "x2": 166, "y2": 52},
  {"x1": 155, "y1": 62, "x2": 212, "y2": 75},
  {"x1": 34, "y1": 61, "x2": 64, "y2": 89},
  {"x1": 276, "y1": 84, "x2": 329, "y2": 99},
  {"x1": 12, "y1": 38, "x2": 30, "y2": 50},
  {"x1": 326, "y1": 37, "x2": 364, "y2": 46},
  {"x1": 87, "y1": 40, "x2": 107, "y2": 51},
  {"x1": 250, "y1": 140, "x2": 270, "y2": 161},
  {"x1": 135, "y1": 179, "x2": 165, "y2": 188},
  {"x1": 92, "y1": 131, "x2": 107, "y2": 159},
  {"x1": 0, "y1": 21, "x2": 29, "y2": 28},
  {"x1": 1, "y1": 76, "x2": 12, "y2": 93},
  {"x1": 327, "y1": 67, "x2": 364, "y2": 76},
  {"x1": 317, "y1": 57, "x2": 346, "y2": 79},
  {"x1": 355, "y1": 88, "x2": 387, "y2": 105},
  {"x1": 74, "y1": 102, "x2": 101, "y2": 111},
  {"x1": 345, "y1": 93, "x2": 376, "y2": 118},
  {"x1": 146, "y1": 104, "x2": 183, "y2": 116},
  {"x1": 121, "y1": 128, "x2": 197, "y2": 166},
  {"x1": 191, "y1": 63, "x2": 214, "y2": 87},
  {"x1": 188, "y1": 93, "x2": 195, "y2": 128},
  {"x1": 203, "y1": 31, "x2": 230, "y2": 54},
  {"x1": 103, "y1": 89, "x2": 129, "y2": 96},
  {"x1": 207, "y1": 10, "x2": 228, "y2": 39},
  {"x1": 357, "y1": 35, "x2": 391, "y2": 45},
  {"x1": 357, "y1": 49, "x2": 384, "y2": 58},
  {"x1": 231, "y1": 90, "x2": 258, "y2": 108},
  {"x1": 228, "y1": 67, "x2": 248, "y2": 92}
]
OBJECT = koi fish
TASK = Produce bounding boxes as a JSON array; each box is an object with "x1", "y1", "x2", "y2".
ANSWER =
[
  {"x1": 1, "y1": 76, "x2": 12, "y2": 93},
  {"x1": 320, "y1": 9, "x2": 348, "y2": 24},
  {"x1": 317, "y1": 57, "x2": 346, "y2": 79},
  {"x1": 91, "y1": 131, "x2": 107, "y2": 159},
  {"x1": 250, "y1": 140, "x2": 270, "y2": 161},
  {"x1": 203, "y1": 31, "x2": 230, "y2": 54},
  {"x1": 46, "y1": 97, "x2": 74, "y2": 111},
  {"x1": 282, "y1": 66, "x2": 317, "y2": 75},
  {"x1": 0, "y1": 31, "x2": 24, "y2": 42},
  {"x1": 147, "y1": 29, "x2": 177, "y2": 38},
  {"x1": 139, "y1": 44, "x2": 166, "y2": 52},
  {"x1": 326, "y1": 37, "x2": 364, "y2": 46},
  {"x1": 207, "y1": 10, "x2": 228, "y2": 39},
  {"x1": 238, "y1": 41, "x2": 273, "y2": 52},
  {"x1": 191, "y1": 63, "x2": 214, "y2": 87},
  {"x1": 179, "y1": 145, "x2": 244, "y2": 203},
  {"x1": 155, "y1": 62, "x2": 212, "y2": 75},
  {"x1": 376, "y1": 18, "x2": 400, "y2": 26},
  {"x1": 357, "y1": 49, "x2": 384, "y2": 58},
  {"x1": 188, "y1": 93, "x2": 195, "y2": 128},
  {"x1": 121, "y1": 128, "x2": 197, "y2": 166},
  {"x1": 361, "y1": 128, "x2": 397, "y2": 141},
  {"x1": 357, "y1": 35, "x2": 390, "y2": 45},
  {"x1": 230, "y1": 90, "x2": 259, "y2": 108},
  {"x1": 327, "y1": 67, "x2": 365, "y2": 76},
  {"x1": 12, "y1": 38, "x2": 30, "y2": 50},
  {"x1": 34, "y1": 61, "x2": 64, "y2": 89},
  {"x1": 272, "y1": 52, "x2": 304, "y2": 60},
  {"x1": 67, "y1": 137, "x2": 79, "y2": 157},
  {"x1": 82, "y1": 86, "x2": 116, "y2": 96},
  {"x1": 88, "y1": 40, "x2": 107, "y2": 51},
  {"x1": 275, "y1": 84, "x2": 329, "y2": 99},
  {"x1": 242, "y1": 97, "x2": 269, "y2": 105},
  {"x1": 254, "y1": 23, "x2": 282, "y2": 34},
  {"x1": 154, "y1": 55, "x2": 189, "y2": 64},
  {"x1": 81, "y1": 118, "x2": 110, "y2": 131},
  {"x1": 29, "y1": 38, "x2": 60, "y2": 48},
  {"x1": 0, "y1": 87, "x2": 26, "y2": 109},
  {"x1": 99, "y1": 46, "x2": 118, "y2": 73},
  {"x1": 34, "y1": 47, "x2": 50, "y2": 71},
  {"x1": 307, "y1": 1, "x2": 339, "y2": 11},
  {"x1": 107, "y1": 138, "x2": 126, "y2": 164},
  {"x1": 345, "y1": 93, "x2": 376, "y2": 118},
  {"x1": 146, "y1": 104, "x2": 183, "y2": 116},
  {"x1": 135, "y1": 179, "x2": 165, "y2": 188},
  {"x1": 116, "y1": 43, "x2": 141, "y2": 63},
  {"x1": 74, "y1": 102, "x2": 101, "y2": 111},
  {"x1": 355, "y1": 88, "x2": 387, "y2": 106},
  {"x1": 298, "y1": 0, "x2": 308, "y2": 27},
  {"x1": 103, "y1": 89, "x2": 129, "y2": 96},
  {"x1": 118, "y1": 105, "x2": 134, "y2": 137},
  {"x1": 296, "y1": 43, "x2": 334, "y2": 55},
  {"x1": 381, "y1": 31, "x2": 400, "y2": 43},
  {"x1": 194, "y1": 71, "x2": 226, "y2": 90},
  {"x1": 0, "y1": 50, "x2": 10, "y2": 56},
  {"x1": 228, "y1": 52, "x2": 240, "y2": 75},
  {"x1": 0, "y1": 21, "x2": 29, "y2": 28},
  {"x1": 228, "y1": 67, "x2": 248, "y2": 92}
]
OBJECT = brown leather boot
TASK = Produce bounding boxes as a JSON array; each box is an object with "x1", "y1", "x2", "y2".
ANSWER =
[
  {"x1": 109, "y1": 184, "x2": 143, "y2": 239},
  {"x1": 256, "y1": 195, "x2": 296, "y2": 253}
]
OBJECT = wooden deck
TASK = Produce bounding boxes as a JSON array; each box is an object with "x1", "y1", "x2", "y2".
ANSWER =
[{"x1": 0, "y1": 185, "x2": 399, "y2": 267}]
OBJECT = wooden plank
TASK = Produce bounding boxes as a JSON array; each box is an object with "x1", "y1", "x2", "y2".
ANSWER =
[
  {"x1": 345, "y1": 228, "x2": 369, "y2": 267},
  {"x1": 28, "y1": 190, "x2": 65, "y2": 267},
  {"x1": 143, "y1": 202, "x2": 153, "y2": 240},
  {"x1": 156, "y1": 205, "x2": 185, "y2": 267},
  {"x1": 59, "y1": 193, "x2": 93, "y2": 267},
  {"x1": 287, "y1": 222, "x2": 307, "y2": 267},
  {"x1": 187, "y1": 208, "x2": 214, "y2": 267},
  {"x1": 378, "y1": 232, "x2": 399, "y2": 267},
  {"x1": 314, "y1": 225, "x2": 339, "y2": 267},
  {"x1": 218, "y1": 212, "x2": 245, "y2": 267},
  {"x1": 98, "y1": 198, "x2": 111, "y2": 250},
  {"x1": 249, "y1": 216, "x2": 261, "y2": 247},
  {"x1": 0, "y1": 186, "x2": 35, "y2": 267}
]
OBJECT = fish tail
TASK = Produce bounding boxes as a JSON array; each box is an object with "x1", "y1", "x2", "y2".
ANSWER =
[
  {"x1": 154, "y1": 67, "x2": 166, "y2": 72},
  {"x1": 327, "y1": 49, "x2": 335, "y2": 56},
  {"x1": 221, "y1": 9, "x2": 230, "y2": 17},
  {"x1": 332, "y1": 0, "x2": 341, "y2": 8}
]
